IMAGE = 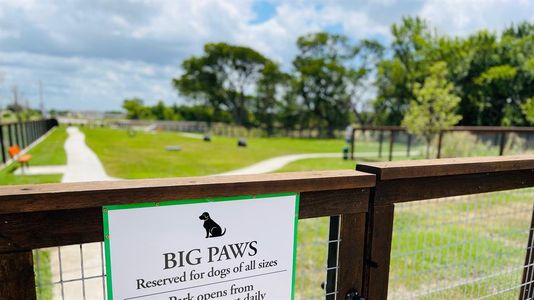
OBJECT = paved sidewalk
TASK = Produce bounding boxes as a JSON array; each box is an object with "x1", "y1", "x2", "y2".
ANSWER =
[
  {"x1": 217, "y1": 151, "x2": 413, "y2": 175},
  {"x1": 47, "y1": 127, "x2": 115, "y2": 299},
  {"x1": 61, "y1": 127, "x2": 116, "y2": 183}
]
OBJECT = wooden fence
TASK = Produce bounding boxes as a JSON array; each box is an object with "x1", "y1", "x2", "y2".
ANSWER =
[
  {"x1": 349, "y1": 126, "x2": 534, "y2": 161},
  {"x1": 0, "y1": 119, "x2": 58, "y2": 165},
  {"x1": 1, "y1": 155, "x2": 534, "y2": 299}
]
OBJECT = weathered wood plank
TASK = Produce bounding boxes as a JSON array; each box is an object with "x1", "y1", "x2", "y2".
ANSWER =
[
  {"x1": 362, "y1": 204, "x2": 394, "y2": 300},
  {"x1": 0, "y1": 170, "x2": 375, "y2": 215},
  {"x1": 0, "y1": 189, "x2": 369, "y2": 252},
  {"x1": 0, "y1": 251, "x2": 36, "y2": 300},
  {"x1": 299, "y1": 188, "x2": 369, "y2": 219},
  {"x1": 370, "y1": 169, "x2": 534, "y2": 205},
  {"x1": 337, "y1": 212, "x2": 366, "y2": 298},
  {"x1": 357, "y1": 155, "x2": 534, "y2": 180}
]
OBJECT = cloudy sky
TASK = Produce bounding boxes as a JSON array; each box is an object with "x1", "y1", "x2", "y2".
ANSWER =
[{"x1": 0, "y1": 0, "x2": 533, "y2": 111}]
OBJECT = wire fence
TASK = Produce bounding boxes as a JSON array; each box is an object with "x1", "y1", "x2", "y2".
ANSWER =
[
  {"x1": 388, "y1": 188, "x2": 534, "y2": 299},
  {"x1": 33, "y1": 217, "x2": 338, "y2": 300},
  {"x1": 33, "y1": 189, "x2": 534, "y2": 300}
]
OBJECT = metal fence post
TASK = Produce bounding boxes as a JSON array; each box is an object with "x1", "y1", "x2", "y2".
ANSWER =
[
  {"x1": 499, "y1": 132, "x2": 507, "y2": 156},
  {"x1": 406, "y1": 134, "x2": 412, "y2": 157},
  {"x1": 350, "y1": 128, "x2": 356, "y2": 160},
  {"x1": 388, "y1": 131, "x2": 395, "y2": 161},
  {"x1": 14, "y1": 123, "x2": 20, "y2": 147},
  {"x1": 437, "y1": 131, "x2": 444, "y2": 159},
  {"x1": 519, "y1": 205, "x2": 534, "y2": 300},
  {"x1": 0, "y1": 125, "x2": 5, "y2": 163},
  {"x1": 378, "y1": 130, "x2": 384, "y2": 158},
  {"x1": 7, "y1": 124, "x2": 13, "y2": 147}
]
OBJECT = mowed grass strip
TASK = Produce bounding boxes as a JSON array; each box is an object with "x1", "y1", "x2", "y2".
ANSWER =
[
  {"x1": 82, "y1": 127, "x2": 350, "y2": 178},
  {"x1": 82, "y1": 127, "x2": 417, "y2": 179},
  {"x1": 0, "y1": 126, "x2": 67, "y2": 186}
]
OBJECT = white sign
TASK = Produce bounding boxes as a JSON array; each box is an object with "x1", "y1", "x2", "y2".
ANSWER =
[{"x1": 103, "y1": 193, "x2": 299, "y2": 300}]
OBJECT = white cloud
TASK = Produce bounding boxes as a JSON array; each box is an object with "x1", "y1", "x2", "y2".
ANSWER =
[
  {"x1": 420, "y1": 0, "x2": 534, "y2": 36},
  {"x1": 0, "y1": 0, "x2": 532, "y2": 110}
]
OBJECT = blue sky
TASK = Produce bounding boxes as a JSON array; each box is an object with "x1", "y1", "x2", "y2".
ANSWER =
[{"x1": 0, "y1": 0, "x2": 533, "y2": 111}]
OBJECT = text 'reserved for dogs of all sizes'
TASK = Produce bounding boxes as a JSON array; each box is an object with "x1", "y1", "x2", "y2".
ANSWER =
[{"x1": 103, "y1": 193, "x2": 299, "y2": 300}]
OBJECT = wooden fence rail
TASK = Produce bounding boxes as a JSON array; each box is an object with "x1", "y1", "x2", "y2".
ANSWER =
[
  {"x1": 350, "y1": 125, "x2": 534, "y2": 160},
  {"x1": 1, "y1": 156, "x2": 534, "y2": 299}
]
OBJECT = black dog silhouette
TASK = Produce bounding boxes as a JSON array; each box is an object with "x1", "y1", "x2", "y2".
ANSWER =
[{"x1": 199, "y1": 212, "x2": 226, "y2": 238}]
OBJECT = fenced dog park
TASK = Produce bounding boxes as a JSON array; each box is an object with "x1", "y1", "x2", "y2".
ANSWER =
[{"x1": 0, "y1": 120, "x2": 534, "y2": 300}]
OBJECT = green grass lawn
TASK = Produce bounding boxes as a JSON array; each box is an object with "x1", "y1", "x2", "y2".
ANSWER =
[
  {"x1": 0, "y1": 126, "x2": 67, "y2": 186},
  {"x1": 82, "y1": 127, "x2": 409, "y2": 178}
]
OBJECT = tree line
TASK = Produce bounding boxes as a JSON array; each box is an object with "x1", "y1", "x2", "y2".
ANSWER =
[{"x1": 123, "y1": 17, "x2": 534, "y2": 137}]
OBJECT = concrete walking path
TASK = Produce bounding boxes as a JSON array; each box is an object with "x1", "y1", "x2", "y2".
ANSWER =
[
  {"x1": 44, "y1": 127, "x2": 115, "y2": 299},
  {"x1": 15, "y1": 127, "x2": 116, "y2": 182},
  {"x1": 217, "y1": 151, "x2": 412, "y2": 175},
  {"x1": 61, "y1": 127, "x2": 116, "y2": 183}
]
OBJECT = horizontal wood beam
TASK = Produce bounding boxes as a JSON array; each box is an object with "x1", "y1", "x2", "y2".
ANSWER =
[
  {"x1": 357, "y1": 155, "x2": 534, "y2": 180},
  {"x1": 369, "y1": 169, "x2": 534, "y2": 205},
  {"x1": 353, "y1": 126, "x2": 534, "y2": 133},
  {"x1": 0, "y1": 189, "x2": 369, "y2": 253},
  {"x1": 0, "y1": 170, "x2": 375, "y2": 215}
]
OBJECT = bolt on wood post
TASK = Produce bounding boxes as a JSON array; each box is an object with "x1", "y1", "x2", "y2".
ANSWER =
[
  {"x1": 519, "y1": 205, "x2": 534, "y2": 300},
  {"x1": 0, "y1": 250, "x2": 37, "y2": 300}
]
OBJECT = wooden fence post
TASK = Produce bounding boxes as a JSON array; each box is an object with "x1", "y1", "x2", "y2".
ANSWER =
[
  {"x1": 378, "y1": 130, "x2": 384, "y2": 158},
  {"x1": 361, "y1": 204, "x2": 395, "y2": 300},
  {"x1": 0, "y1": 250, "x2": 37, "y2": 300},
  {"x1": 406, "y1": 134, "x2": 412, "y2": 157},
  {"x1": 437, "y1": 131, "x2": 444, "y2": 159},
  {"x1": 499, "y1": 132, "x2": 507, "y2": 156},
  {"x1": 337, "y1": 212, "x2": 367, "y2": 298},
  {"x1": 519, "y1": 205, "x2": 534, "y2": 300}
]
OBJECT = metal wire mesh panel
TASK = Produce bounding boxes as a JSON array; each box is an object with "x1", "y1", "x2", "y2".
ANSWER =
[
  {"x1": 388, "y1": 188, "x2": 534, "y2": 299},
  {"x1": 33, "y1": 217, "x2": 337, "y2": 300},
  {"x1": 295, "y1": 216, "x2": 339, "y2": 300},
  {"x1": 34, "y1": 243, "x2": 107, "y2": 300}
]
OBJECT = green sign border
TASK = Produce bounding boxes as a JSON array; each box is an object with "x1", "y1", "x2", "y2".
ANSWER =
[{"x1": 103, "y1": 192, "x2": 300, "y2": 300}]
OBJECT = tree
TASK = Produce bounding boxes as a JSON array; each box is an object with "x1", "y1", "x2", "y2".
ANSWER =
[
  {"x1": 348, "y1": 39, "x2": 385, "y2": 126},
  {"x1": 402, "y1": 62, "x2": 462, "y2": 158},
  {"x1": 293, "y1": 32, "x2": 356, "y2": 137},
  {"x1": 254, "y1": 62, "x2": 289, "y2": 135},
  {"x1": 173, "y1": 43, "x2": 272, "y2": 127},
  {"x1": 151, "y1": 100, "x2": 178, "y2": 121},
  {"x1": 522, "y1": 97, "x2": 534, "y2": 124},
  {"x1": 122, "y1": 98, "x2": 153, "y2": 120},
  {"x1": 375, "y1": 17, "x2": 432, "y2": 125}
]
